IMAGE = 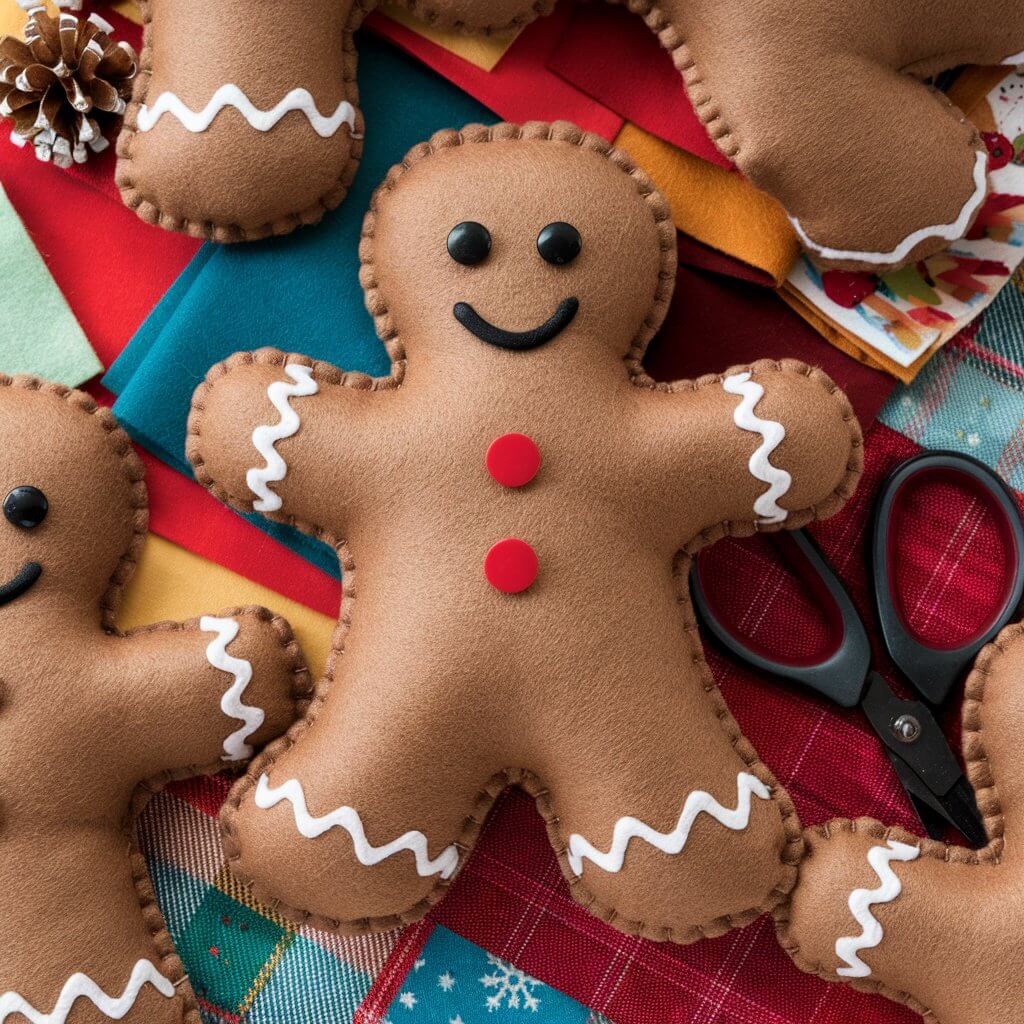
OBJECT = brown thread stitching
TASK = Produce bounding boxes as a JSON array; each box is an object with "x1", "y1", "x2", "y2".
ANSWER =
[{"x1": 192, "y1": 126, "x2": 826, "y2": 939}]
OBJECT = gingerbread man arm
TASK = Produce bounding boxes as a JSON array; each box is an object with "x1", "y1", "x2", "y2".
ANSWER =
[
  {"x1": 637, "y1": 359, "x2": 863, "y2": 546},
  {"x1": 105, "y1": 605, "x2": 311, "y2": 781},
  {"x1": 776, "y1": 623, "x2": 1024, "y2": 1024},
  {"x1": 188, "y1": 348, "x2": 396, "y2": 544}
]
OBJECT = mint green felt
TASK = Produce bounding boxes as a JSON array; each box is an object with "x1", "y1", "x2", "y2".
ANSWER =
[{"x1": 0, "y1": 183, "x2": 102, "y2": 385}]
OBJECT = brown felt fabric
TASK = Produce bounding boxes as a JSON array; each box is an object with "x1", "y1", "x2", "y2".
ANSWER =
[
  {"x1": 187, "y1": 123, "x2": 864, "y2": 941},
  {"x1": 776, "y1": 622, "x2": 1024, "y2": 1024},
  {"x1": 115, "y1": 0, "x2": 1023, "y2": 265},
  {"x1": 114, "y1": 0, "x2": 552, "y2": 243},
  {"x1": 0, "y1": 377, "x2": 311, "y2": 1024}
]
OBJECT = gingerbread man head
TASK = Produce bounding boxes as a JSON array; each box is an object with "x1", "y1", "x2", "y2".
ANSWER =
[
  {"x1": 187, "y1": 121, "x2": 863, "y2": 943},
  {"x1": 115, "y1": 0, "x2": 1023, "y2": 267},
  {"x1": 0, "y1": 376, "x2": 310, "y2": 1024},
  {"x1": 0, "y1": 375, "x2": 143, "y2": 619},
  {"x1": 777, "y1": 621, "x2": 1024, "y2": 1024}
]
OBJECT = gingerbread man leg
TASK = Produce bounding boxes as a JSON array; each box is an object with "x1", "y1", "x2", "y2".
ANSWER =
[
  {"x1": 658, "y1": 7, "x2": 987, "y2": 270},
  {"x1": 528, "y1": 607, "x2": 800, "y2": 943},
  {"x1": 115, "y1": 0, "x2": 549, "y2": 241},
  {"x1": 221, "y1": 631, "x2": 503, "y2": 931},
  {"x1": 116, "y1": 0, "x2": 362, "y2": 242},
  {"x1": 1, "y1": 830, "x2": 186, "y2": 1024},
  {"x1": 776, "y1": 623, "x2": 1024, "y2": 1024}
]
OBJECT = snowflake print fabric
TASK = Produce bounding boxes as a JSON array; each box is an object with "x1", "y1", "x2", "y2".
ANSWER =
[{"x1": 382, "y1": 927, "x2": 606, "y2": 1023}]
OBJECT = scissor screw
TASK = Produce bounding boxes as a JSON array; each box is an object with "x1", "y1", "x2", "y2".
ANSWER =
[{"x1": 892, "y1": 714, "x2": 922, "y2": 743}]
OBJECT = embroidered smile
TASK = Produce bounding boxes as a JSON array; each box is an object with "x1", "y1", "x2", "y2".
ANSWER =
[
  {"x1": 453, "y1": 297, "x2": 580, "y2": 351},
  {"x1": 0, "y1": 561, "x2": 42, "y2": 608}
]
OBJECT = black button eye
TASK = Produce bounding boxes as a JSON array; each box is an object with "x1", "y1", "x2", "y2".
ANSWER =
[
  {"x1": 537, "y1": 222, "x2": 581, "y2": 266},
  {"x1": 3, "y1": 486, "x2": 48, "y2": 529},
  {"x1": 447, "y1": 221, "x2": 492, "y2": 266}
]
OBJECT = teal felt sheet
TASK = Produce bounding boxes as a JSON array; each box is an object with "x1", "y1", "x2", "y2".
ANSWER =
[{"x1": 106, "y1": 35, "x2": 497, "y2": 577}]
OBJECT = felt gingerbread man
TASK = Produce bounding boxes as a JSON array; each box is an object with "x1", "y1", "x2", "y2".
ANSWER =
[
  {"x1": 777, "y1": 621, "x2": 1024, "y2": 1024},
  {"x1": 111, "y1": 0, "x2": 1024, "y2": 268},
  {"x1": 187, "y1": 121, "x2": 864, "y2": 942},
  {"x1": 0, "y1": 375, "x2": 311, "y2": 1024}
]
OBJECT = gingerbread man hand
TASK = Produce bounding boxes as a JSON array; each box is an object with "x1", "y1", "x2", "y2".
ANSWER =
[
  {"x1": 0, "y1": 377, "x2": 311, "y2": 1024},
  {"x1": 188, "y1": 122, "x2": 863, "y2": 942},
  {"x1": 777, "y1": 622, "x2": 1024, "y2": 1024}
]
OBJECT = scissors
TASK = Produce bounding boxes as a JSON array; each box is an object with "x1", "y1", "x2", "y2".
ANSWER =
[{"x1": 690, "y1": 451, "x2": 1024, "y2": 848}]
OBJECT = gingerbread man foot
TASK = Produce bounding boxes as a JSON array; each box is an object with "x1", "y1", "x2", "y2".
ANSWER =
[
  {"x1": 115, "y1": 0, "x2": 546, "y2": 242},
  {"x1": 189, "y1": 121, "x2": 863, "y2": 940},
  {"x1": 777, "y1": 622, "x2": 1024, "y2": 1024},
  {"x1": 0, "y1": 377, "x2": 311, "y2": 1024}
]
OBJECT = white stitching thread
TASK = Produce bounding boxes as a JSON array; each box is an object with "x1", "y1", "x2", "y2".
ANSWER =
[
  {"x1": 0, "y1": 960, "x2": 175, "y2": 1023},
  {"x1": 723, "y1": 372, "x2": 791, "y2": 524},
  {"x1": 836, "y1": 839, "x2": 920, "y2": 978},
  {"x1": 137, "y1": 85, "x2": 360, "y2": 139},
  {"x1": 790, "y1": 150, "x2": 988, "y2": 265},
  {"x1": 200, "y1": 615, "x2": 263, "y2": 761}
]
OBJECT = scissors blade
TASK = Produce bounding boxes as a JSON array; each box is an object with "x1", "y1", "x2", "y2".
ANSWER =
[
  {"x1": 862, "y1": 673, "x2": 987, "y2": 848},
  {"x1": 888, "y1": 751, "x2": 986, "y2": 846}
]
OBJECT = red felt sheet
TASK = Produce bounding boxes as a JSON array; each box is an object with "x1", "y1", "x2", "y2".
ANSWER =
[
  {"x1": 546, "y1": 4, "x2": 732, "y2": 168},
  {"x1": 365, "y1": 4, "x2": 623, "y2": 140}
]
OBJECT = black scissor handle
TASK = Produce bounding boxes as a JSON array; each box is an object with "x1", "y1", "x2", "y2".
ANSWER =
[
  {"x1": 872, "y1": 451, "x2": 1024, "y2": 706},
  {"x1": 690, "y1": 530, "x2": 872, "y2": 708}
]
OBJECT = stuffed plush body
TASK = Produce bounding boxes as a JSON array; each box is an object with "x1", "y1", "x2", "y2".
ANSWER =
[
  {"x1": 0, "y1": 377, "x2": 310, "y2": 1024},
  {"x1": 187, "y1": 122, "x2": 864, "y2": 941},
  {"x1": 777, "y1": 622, "x2": 1024, "y2": 1024},
  {"x1": 111, "y1": 0, "x2": 1024, "y2": 267}
]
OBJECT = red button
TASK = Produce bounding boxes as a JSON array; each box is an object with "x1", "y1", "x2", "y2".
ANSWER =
[
  {"x1": 484, "y1": 538, "x2": 538, "y2": 594},
  {"x1": 486, "y1": 433, "x2": 541, "y2": 488}
]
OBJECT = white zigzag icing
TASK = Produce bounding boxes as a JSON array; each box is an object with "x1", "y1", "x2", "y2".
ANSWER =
[
  {"x1": 246, "y1": 363, "x2": 318, "y2": 513},
  {"x1": 566, "y1": 771, "x2": 771, "y2": 876},
  {"x1": 723, "y1": 372, "x2": 792, "y2": 524},
  {"x1": 836, "y1": 839, "x2": 920, "y2": 978},
  {"x1": 254, "y1": 774, "x2": 460, "y2": 880},
  {"x1": 200, "y1": 615, "x2": 262, "y2": 762},
  {"x1": 136, "y1": 84, "x2": 358, "y2": 138},
  {"x1": 790, "y1": 150, "x2": 988, "y2": 265},
  {"x1": 0, "y1": 959, "x2": 175, "y2": 1024}
]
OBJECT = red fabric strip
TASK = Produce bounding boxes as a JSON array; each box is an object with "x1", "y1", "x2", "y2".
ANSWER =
[{"x1": 365, "y1": 6, "x2": 623, "y2": 140}]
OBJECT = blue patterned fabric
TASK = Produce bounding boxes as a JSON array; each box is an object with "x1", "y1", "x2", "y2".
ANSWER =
[
  {"x1": 880, "y1": 270, "x2": 1024, "y2": 491},
  {"x1": 384, "y1": 927, "x2": 604, "y2": 1024}
]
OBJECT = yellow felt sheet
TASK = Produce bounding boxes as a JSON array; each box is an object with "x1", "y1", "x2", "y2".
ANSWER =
[
  {"x1": 1, "y1": 1, "x2": 139, "y2": 34},
  {"x1": 379, "y1": 3, "x2": 520, "y2": 71}
]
